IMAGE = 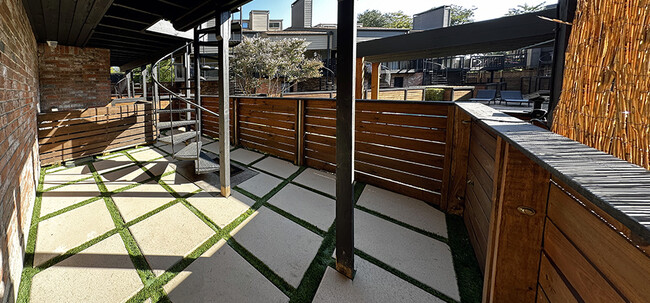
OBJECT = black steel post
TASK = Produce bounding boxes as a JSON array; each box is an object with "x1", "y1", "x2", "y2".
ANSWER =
[
  {"x1": 217, "y1": 10, "x2": 232, "y2": 197},
  {"x1": 335, "y1": 0, "x2": 356, "y2": 280},
  {"x1": 548, "y1": 0, "x2": 577, "y2": 127}
]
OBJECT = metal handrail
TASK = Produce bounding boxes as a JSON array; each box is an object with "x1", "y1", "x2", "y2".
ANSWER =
[
  {"x1": 151, "y1": 41, "x2": 220, "y2": 118},
  {"x1": 151, "y1": 31, "x2": 221, "y2": 173}
]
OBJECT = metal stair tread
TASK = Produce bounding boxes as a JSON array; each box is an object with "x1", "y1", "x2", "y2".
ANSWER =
[
  {"x1": 174, "y1": 142, "x2": 202, "y2": 160},
  {"x1": 156, "y1": 108, "x2": 195, "y2": 114},
  {"x1": 158, "y1": 131, "x2": 198, "y2": 144},
  {"x1": 195, "y1": 153, "x2": 220, "y2": 174},
  {"x1": 158, "y1": 120, "x2": 196, "y2": 129}
]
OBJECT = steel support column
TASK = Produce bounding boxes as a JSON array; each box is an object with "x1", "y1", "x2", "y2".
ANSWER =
[
  {"x1": 335, "y1": 0, "x2": 356, "y2": 280},
  {"x1": 141, "y1": 65, "x2": 147, "y2": 101},
  {"x1": 126, "y1": 71, "x2": 133, "y2": 98},
  {"x1": 548, "y1": 0, "x2": 577, "y2": 127},
  {"x1": 216, "y1": 10, "x2": 232, "y2": 197}
]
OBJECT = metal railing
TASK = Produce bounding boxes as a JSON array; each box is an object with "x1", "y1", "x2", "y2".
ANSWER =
[{"x1": 150, "y1": 35, "x2": 221, "y2": 172}]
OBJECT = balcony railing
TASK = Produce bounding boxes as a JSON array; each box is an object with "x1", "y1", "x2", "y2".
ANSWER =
[{"x1": 36, "y1": 97, "x2": 650, "y2": 302}]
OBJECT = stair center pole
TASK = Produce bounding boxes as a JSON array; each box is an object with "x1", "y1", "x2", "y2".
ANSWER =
[
  {"x1": 194, "y1": 27, "x2": 202, "y2": 171},
  {"x1": 216, "y1": 9, "x2": 232, "y2": 197}
]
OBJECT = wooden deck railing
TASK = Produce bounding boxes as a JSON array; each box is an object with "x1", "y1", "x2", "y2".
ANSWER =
[
  {"x1": 37, "y1": 96, "x2": 650, "y2": 303},
  {"x1": 38, "y1": 104, "x2": 155, "y2": 165},
  {"x1": 202, "y1": 96, "x2": 453, "y2": 206},
  {"x1": 455, "y1": 103, "x2": 650, "y2": 303}
]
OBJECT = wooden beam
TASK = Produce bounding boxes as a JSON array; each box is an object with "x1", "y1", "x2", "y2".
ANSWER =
[
  {"x1": 217, "y1": 10, "x2": 232, "y2": 197},
  {"x1": 482, "y1": 142, "x2": 550, "y2": 303},
  {"x1": 355, "y1": 57, "x2": 364, "y2": 99},
  {"x1": 336, "y1": 0, "x2": 357, "y2": 280},
  {"x1": 370, "y1": 62, "x2": 380, "y2": 100}
]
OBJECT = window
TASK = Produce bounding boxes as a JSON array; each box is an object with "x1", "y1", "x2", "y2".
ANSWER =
[
  {"x1": 394, "y1": 77, "x2": 404, "y2": 88},
  {"x1": 269, "y1": 22, "x2": 280, "y2": 29},
  {"x1": 242, "y1": 22, "x2": 249, "y2": 29}
]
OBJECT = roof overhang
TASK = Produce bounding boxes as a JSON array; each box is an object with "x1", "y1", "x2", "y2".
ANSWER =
[
  {"x1": 357, "y1": 9, "x2": 557, "y2": 62},
  {"x1": 23, "y1": 0, "x2": 252, "y2": 68}
]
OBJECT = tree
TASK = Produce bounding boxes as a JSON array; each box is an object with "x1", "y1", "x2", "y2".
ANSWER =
[
  {"x1": 505, "y1": 2, "x2": 547, "y2": 16},
  {"x1": 358, "y1": 9, "x2": 412, "y2": 29},
  {"x1": 450, "y1": 5, "x2": 477, "y2": 26},
  {"x1": 231, "y1": 37, "x2": 324, "y2": 96},
  {"x1": 385, "y1": 11, "x2": 412, "y2": 29},
  {"x1": 358, "y1": 9, "x2": 388, "y2": 27}
]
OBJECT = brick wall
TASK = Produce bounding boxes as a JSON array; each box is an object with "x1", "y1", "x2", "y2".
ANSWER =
[
  {"x1": 38, "y1": 44, "x2": 110, "y2": 111},
  {"x1": 0, "y1": 0, "x2": 40, "y2": 301}
]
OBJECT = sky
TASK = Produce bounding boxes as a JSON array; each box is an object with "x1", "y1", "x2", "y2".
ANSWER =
[{"x1": 238, "y1": 0, "x2": 557, "y2": 28}]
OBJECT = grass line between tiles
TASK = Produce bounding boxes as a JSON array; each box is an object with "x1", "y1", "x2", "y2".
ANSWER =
[
  {"x1": 355, "y1": 248, "x2": 460, "y2": 303},
  {"x1": 90, "y1": 162, "x2": 157, "y2": 285},
  {"x1": 228, "y1": 238, "x2": 295, "y2": 297},
  {"x1": 17, "y1": 168, "x2": 46, "y2": 302},
  {"x1": 355, "y1": 205, "x2": 449, "y2": 244}
]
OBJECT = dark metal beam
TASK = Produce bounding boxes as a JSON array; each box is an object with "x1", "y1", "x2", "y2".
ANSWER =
[
  {"x1": 216, "y1": 10, "x2": 232, "y2": 197},
  {"x1": 357, "y1": 9, "x2": 557, "y2": 62},
  {"x1": 335, "y1": 0, "x2": 356, "y2": 280},
  {"x1": 548, "y1": 0, "x2": 577, "y2": 127}
]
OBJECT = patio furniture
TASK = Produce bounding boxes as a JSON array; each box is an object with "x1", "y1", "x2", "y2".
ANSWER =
[
  {"x1": 470, "y1": 89, "x2": 497, "y2": 103},
  {"x1": 500, "y1": 90, "x2": 530, "y2": 105}
]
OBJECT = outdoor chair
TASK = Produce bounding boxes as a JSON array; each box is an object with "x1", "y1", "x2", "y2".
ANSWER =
[
  {"x1": 500, "y1": 91, "x2": 530, "y2": 106},
  {"x1": 470, "y1": 89, "x2": 497, "y2": 104}
]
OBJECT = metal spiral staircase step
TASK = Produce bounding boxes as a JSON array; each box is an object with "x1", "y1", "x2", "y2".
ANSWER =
[
  {"x1": 195, "y1": 153, "x2": 220, "y2": 174},
  {"x1": 158, "y1": 131, "x2": 199, "y2": 144},
  {"x1": 158, "y1": 120, "x2": 196, "y2": 129},
  {"x1": 174, "y1": 142, "x2": 202, "y2": 160},
  {"x1": 156, "y1": 108, "x2": 195, "y2": 114}
]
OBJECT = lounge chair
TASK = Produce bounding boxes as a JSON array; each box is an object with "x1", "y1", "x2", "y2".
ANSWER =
[
  {"x1": 500, "y1": 91, "x2": 530, "y2": 105},
  {"x1": 470, "y1": 89, "x2": 497, "y2": 104}
]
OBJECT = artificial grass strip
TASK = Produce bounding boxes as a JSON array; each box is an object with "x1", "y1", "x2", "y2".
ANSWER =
[
  {"x1": 446, "y1": 214, "x2": 483, "y2": 303},
  {"x1": 355, "y1": 205, "x2": 449, "y2": 244},
  {"x1": 355, "y1": 248, "x2": 459, "y2": 303},
  {"x1": 41, "y1": 175, "x2": 96, "y2": 193},
  {"x1": 264, "y1": 203, "x2": 326, "y2": 237},
  {"x1": 227, "y1": 238, "x2": 295, "y2": 297},
  {"x1": 38, "y1": 196, "x2": 106, "y2": 222},
  {"x1": 289, "y1": 181, "x2": 335, "y2": 200},
  {"x1": 16, "y1": 168, "x2": 46, "y2": 302},
  {"x1": 289, "y1": 222, "x2": 337, "y2": 303}
]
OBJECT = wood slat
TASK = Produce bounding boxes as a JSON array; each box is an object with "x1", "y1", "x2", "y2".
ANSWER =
[
  {"x1": 356, "y1": 112, "x2": 448, "y2": 129},
  {"x1": 543, "y1": 220, "x2": 626, "y2": 303},
  {"x1": 356, "y1": 171, "x2": 441, "y2": 205},
  {"x1": 240, "y1": 139, "x2": 294, "y2": 161},
  {"x1": 539, "y1": 253, "x2": 580, "y2": 303},
  {"x1": 547, "y1": 184, "x2": 650, "y2": 302},
  {"x1": 356, "y1": 102, "x2": 449, "y2": 116}
]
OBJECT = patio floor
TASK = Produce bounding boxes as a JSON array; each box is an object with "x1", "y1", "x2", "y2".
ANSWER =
[{"x1": 18, "y1": 138, "x2": 482, "y2": 303}]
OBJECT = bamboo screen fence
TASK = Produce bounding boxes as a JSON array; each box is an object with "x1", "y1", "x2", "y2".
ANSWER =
[{"x1": 553, "y1": 0, "x2": 650, "y2": 169}]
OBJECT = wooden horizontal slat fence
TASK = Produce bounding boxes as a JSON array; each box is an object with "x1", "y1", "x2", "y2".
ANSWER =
[
  {"x1": 199, "y1": 97, "x2": 453, "y2": 206},
  {"x1": 38, "y1": 104, "x2": 155, "y2": 165}
]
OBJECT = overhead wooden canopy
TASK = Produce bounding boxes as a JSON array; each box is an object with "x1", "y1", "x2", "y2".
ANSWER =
[
  {"x1": 357, "y1": 9, "x2": 557, "y2": 62},
  {"x1": 22, "y1": 0, "x2": 251, "y2": 67}
]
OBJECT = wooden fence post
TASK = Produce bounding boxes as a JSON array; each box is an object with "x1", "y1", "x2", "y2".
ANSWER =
[
  {"x1": 482, "y1": 142, "x2": 550, "y2": 303},
  {"x1": 295, "y1": 99, "x2": 305, "y2": 166},
  {"x1": 440, "y1": 105, "x2": 456, "y2": 211},
  {"x1": 445, "y1": 106, "x2": 471, "y2": 215}
]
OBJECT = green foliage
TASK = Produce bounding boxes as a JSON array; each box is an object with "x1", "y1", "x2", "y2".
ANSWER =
[
  {"x1": 505, "y1": 2, "x2": 547, "y2": 16},
  {"x1": 385, "y1": 11, "x2": 412, "y2": 29},
  {"x1": 231, "y1": 37, "x2": 324, "y2": 96},
  {"x1": 450, "y1": 5, "x2": 477, "y2": 26},
  {"x1": 425, "y1": 88, "x2": 445, "y2": 101},
  {"x1": 358, "y1": 9, "x2": 388, "y2": 27},
  {"x1": 358, "y1": 10, "x2": 412, "y2": 29}
]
